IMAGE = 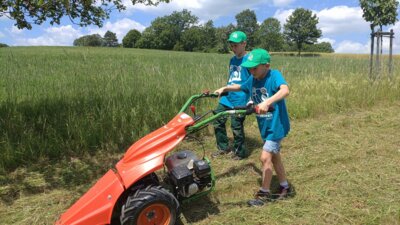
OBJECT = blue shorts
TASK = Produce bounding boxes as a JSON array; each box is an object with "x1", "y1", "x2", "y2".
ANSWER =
[{"x1": 263, "y1": 139, "x2": 283, "y2": 154}]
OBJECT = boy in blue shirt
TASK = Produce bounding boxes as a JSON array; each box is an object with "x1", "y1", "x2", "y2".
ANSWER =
[
  {"x1": 212, "y1": 31, "x2": 251, "y2": 160},
  {"x1": 214, "y1": 48, "x2": 292, "y2": 206}
]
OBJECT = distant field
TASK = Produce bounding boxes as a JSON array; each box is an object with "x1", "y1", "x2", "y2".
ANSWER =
[{"x1": 0, "y1": 47, "x2": 399, "y2": 224}]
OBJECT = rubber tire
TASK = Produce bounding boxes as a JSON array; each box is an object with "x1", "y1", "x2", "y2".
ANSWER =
[{"x1": 120, "y1": 185, "x2": 180, "y2": 225}]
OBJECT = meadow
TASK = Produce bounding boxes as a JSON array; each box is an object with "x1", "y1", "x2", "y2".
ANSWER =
[{"x1": 0, "y1": 47, "x2": 399, "y2": 224}]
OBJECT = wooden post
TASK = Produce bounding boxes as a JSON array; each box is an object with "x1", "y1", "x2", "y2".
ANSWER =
[
  {"x1": 369, "y1": 25, "x2": 375, "y2": 79},
  {"x1": 389, "y1": 29, "x2": 394, "y2": 78},
  {"x1": 375, "y1": 30, "x2": 380, "y2": 79}
]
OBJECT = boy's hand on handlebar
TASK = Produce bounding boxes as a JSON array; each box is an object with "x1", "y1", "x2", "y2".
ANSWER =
[
  {"x1": 214, "y1": 87, "x2": 226, "y2": 97},
  {"x1": 257, "y1": 101, "x2": 272, "y2": 114}
]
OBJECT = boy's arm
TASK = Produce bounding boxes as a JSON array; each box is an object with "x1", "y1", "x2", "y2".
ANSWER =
[
  {"x1": 257, "y1": 84, "x2": 289, "y2": 114},
  {"x1": 214, "y1": 84, "x2": 241, "y2": 96}
]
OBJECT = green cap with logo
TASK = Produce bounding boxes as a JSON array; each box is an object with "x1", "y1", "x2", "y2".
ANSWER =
[
  {"x1": 241, "y1": 48, "x2": 271, "y2": 68},
  {"x1": 228, "y1": 31, "x2": 247, "y2": 43}
]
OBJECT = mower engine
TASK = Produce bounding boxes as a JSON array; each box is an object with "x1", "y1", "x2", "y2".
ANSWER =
[{"x1": 165, "y1": 150, "x2": 212, "y2": 199}]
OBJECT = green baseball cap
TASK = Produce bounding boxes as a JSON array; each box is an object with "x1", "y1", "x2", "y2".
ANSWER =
[
  {"x1": 241, "y1": 48, "x2": 271, "y2": 68},
  {"x1": 228, "y1": 31, "x2": 247, "y2": 43}
]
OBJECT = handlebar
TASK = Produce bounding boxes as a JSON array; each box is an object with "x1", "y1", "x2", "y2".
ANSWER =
[
  {"x1": 233, "y1": 105, "x2": 274, "y2": 115},
  {"x1": 178, "y1": 91, "x2": 219, "y2": 114},
  {"x1": 182, "y1": 92, "x2": 275, "y2": 134}
]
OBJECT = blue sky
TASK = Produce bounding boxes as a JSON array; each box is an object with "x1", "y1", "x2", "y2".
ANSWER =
[{"x1": 0, "y1": 0, "x2": 399, "y2": 53}]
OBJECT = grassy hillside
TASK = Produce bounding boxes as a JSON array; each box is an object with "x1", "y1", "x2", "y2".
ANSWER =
[{"x1": 0, "y1": 47, "x2": 399, "y2": 224}]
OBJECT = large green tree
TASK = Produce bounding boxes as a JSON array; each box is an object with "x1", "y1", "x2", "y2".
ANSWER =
[
  {"x1": 215, "y1": 24, "x2": 236, "y2": 53},
  {"x1": 178, "y1": 26, "x2": 204, "y2": 51},
  {"x1": 283, "y1": 8, "x2": 322, "y2": 55},
  {"x1": 202, "y1": 20, "x2": 217, "y2": 51},
  {"x1": 103, "y1": 31, "x2": 119, "y2": 47},
  {"x1": 360, "y1": 0, "x2": 399, "y2": 31},
  {"x1": 136, "y1": 9, "x2": 198, "y2": 50},
  {"x1": 176, "y1": 20, "x2": 217, "y2": 52},
  {"x1": 303, "y1": 42, "x2": 334, "y2": 53},
  {"x1": 235, "y1": 9, "x2": 259, "y2": 49},
  {"x1": 122, "y1": 29, "x2": 141, "y2": 48},
  {"x1": 256, "y1": 18, "x2": 284, "y2": 52},
  {"x1": 73, "y1": 34, "x2": 104, "y2": 47},
  {"x1": 0, "y1": 0, "x2": 170, "y2": 30}
]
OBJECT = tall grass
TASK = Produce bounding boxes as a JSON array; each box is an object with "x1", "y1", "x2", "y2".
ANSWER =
[{"x1": 0, "y1": 47, "x2": 399, "y2": 173}]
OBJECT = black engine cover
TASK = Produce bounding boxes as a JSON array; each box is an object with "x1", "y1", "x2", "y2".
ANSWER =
[
  {"x1": 194, "y1": 160, "x2": 211, "y2": 178},
  {"x1": 170, "y1": 165, "x2": 193, "y2": 187},
  {"x1": 165, "y1": 150, "x2": 198, "y2": 170}
]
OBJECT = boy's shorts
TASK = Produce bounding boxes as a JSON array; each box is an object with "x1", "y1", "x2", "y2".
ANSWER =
[{"x1": 263, "y1": 139, "x2": 283, "y2": 154}]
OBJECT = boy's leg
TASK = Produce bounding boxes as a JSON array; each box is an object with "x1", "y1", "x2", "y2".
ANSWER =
[
  {"x1": 271, "y1": 153, "x2": 287, "y2": 183},
  {"x1": 213, "y1": 104, "x2": 230, "y2": 155},
  {"x1": 272, "y1": 153, "x2": 291, "y2": 199},
  {"x1": 248, "y1": 140, "x2": 283, "y2": 206},
  {"x1": 231, "y1": 114, "x2": 247, "y2": 158},
  {"x1": 247, "y1": 150, "x2": 273, "y2": 206},
  {"x1": 260, "y1": 150, "x2": 273, "y2": 190}
]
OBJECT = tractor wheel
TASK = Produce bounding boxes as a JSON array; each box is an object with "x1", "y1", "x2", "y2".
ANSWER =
[{"x1": 120, "y1": 185, "x2": 179, "y2": 225}]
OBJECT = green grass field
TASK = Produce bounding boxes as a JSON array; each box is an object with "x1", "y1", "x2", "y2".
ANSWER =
[{"x1": 0, "y1": 47, "x2": 399, "y2": 224}]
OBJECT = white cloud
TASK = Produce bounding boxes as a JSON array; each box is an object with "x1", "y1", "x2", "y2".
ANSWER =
[
  {"x1": 0, "y1": 31, "x2": 4, "y2": 38},
  {"x1": 14, "y1": 25, "x2": 82, "y2": 46},
  {"x1": 335, "y1": 40, "x2": 369, "y2": 53},
  {"x1": 274, "y1": 6, "x2": 369, "y2": 36},
  {"x1": 123, "y1": 0, "x2": 289, "y2": 22},
  {"x1": 88, "y1": 18, "x2": 145, "y2": 42},
  {"x1": 317, "y1": 6, "x2": 369, "y2": 35},
  {"x1": 334, "y1": 24, "x2": 399, "y2": 54},
  {"x1": 387, "y1": 23, "x2": 400, "y2": 54},
  {"x1": 273, "y1": 6, "x2": 380, "y2": 54},
  {"x1": 0, "y1": 13, "x2": 11, "y2": 21},
  {"x1": 318, "y1": 37, "x2": 336, "y2": 45},
  {"x1": 272, "y1": 0, "x2": 295, "y2": 7},
  {"x1": 273, "y1": 9, "x2": 294, "y2": 26},
  {"x1": 10, "y1": 18, "x2": 144, "y2": 46},
  {"x1": 10, "y1": 26, "x2": 24, "y2": 34}
]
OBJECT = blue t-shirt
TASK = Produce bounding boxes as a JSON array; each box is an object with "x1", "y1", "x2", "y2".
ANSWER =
[
  {"x1": 240, "y1": 69, "x2": 290, "y2": 141},
  {"x1": 219, "y1": 54, "x2": 251, "y2": 108}
]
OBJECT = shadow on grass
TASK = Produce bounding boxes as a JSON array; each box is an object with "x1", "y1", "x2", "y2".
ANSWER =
[
  {"x1": 215, "y1": 162, "x2": 262, "y2": 180},
  {"x1": 245, "y1": 136, "x2": 263, "y2": 157},
  {"x1": 177, "y1": 197, "x2": 220, "y2": 224}
]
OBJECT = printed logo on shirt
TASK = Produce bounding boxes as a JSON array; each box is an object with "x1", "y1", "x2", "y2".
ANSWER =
[
  {"x1": 252, "y1": 87, "x2": 273, "y2": 119},
  {"x1": 228, "y1": 65, "x2": 242, "y2": 83}
]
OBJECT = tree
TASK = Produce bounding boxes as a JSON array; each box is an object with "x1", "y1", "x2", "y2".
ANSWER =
[
  {"x1": 360, "y1": 0, "x2": 399, "y2": 31},
  {"x1": 283, "y1": 8, "x2": 322, "y2": 55},
  {"x1": 0, "y1": 43, "x2": 8, "y2": 48},
  {"x1": 103, "y1": 31, "x2": 119, "y2": 47},
  {"x1": 0, "y1": 0, "x2": 170, "y2": 30},
  {"x1": 256, "y1": 18, "x2": 284, "y2": 52},
  {"x1": 215, "y1": 24, "x2": 235, "y2": 53},
  {"x1": 178, "y1": 26, "x2": 204, "y2": 51},
  {"x1": 235, "y1": 9, "x2": 259, "y2": 49},
  {"x1": 359, "y1": 0, "x2": 398, "y2": 55},
  {"x1": 73, "y1": 34, "x2": 103, "y2": 47},
  {"x1": 122, "y1": 29, "x2": 142, "y2": 48},
  {"x1": 303, "y1": 42, "x2": 334, "y2": 53},
  {"x1": 135, "y1": 9, "x2": 198, "y2": 50},
  {"x1": 202, "y1": 20, "x2": 217, "y2": 51}
]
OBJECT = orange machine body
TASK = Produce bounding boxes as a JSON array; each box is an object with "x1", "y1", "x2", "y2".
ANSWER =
[{"x1": 56, "y1": 113, "x2": 195, "y2": 225}]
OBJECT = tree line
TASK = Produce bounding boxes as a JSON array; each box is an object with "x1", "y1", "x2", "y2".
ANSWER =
[{"x1": 73, "y1": 8, "x2": 334, "y2": 55}]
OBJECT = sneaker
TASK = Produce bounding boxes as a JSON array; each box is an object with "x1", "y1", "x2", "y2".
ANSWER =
[
  {"x1": 276, "y1": 185, "x2": 292, "y2": 200},
  {"x1": 211, "y1": 149, "x2": 231, "y2": 158},
  {"x1": 247, "y1": 190, "x2": 272, "y2": 207}
]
